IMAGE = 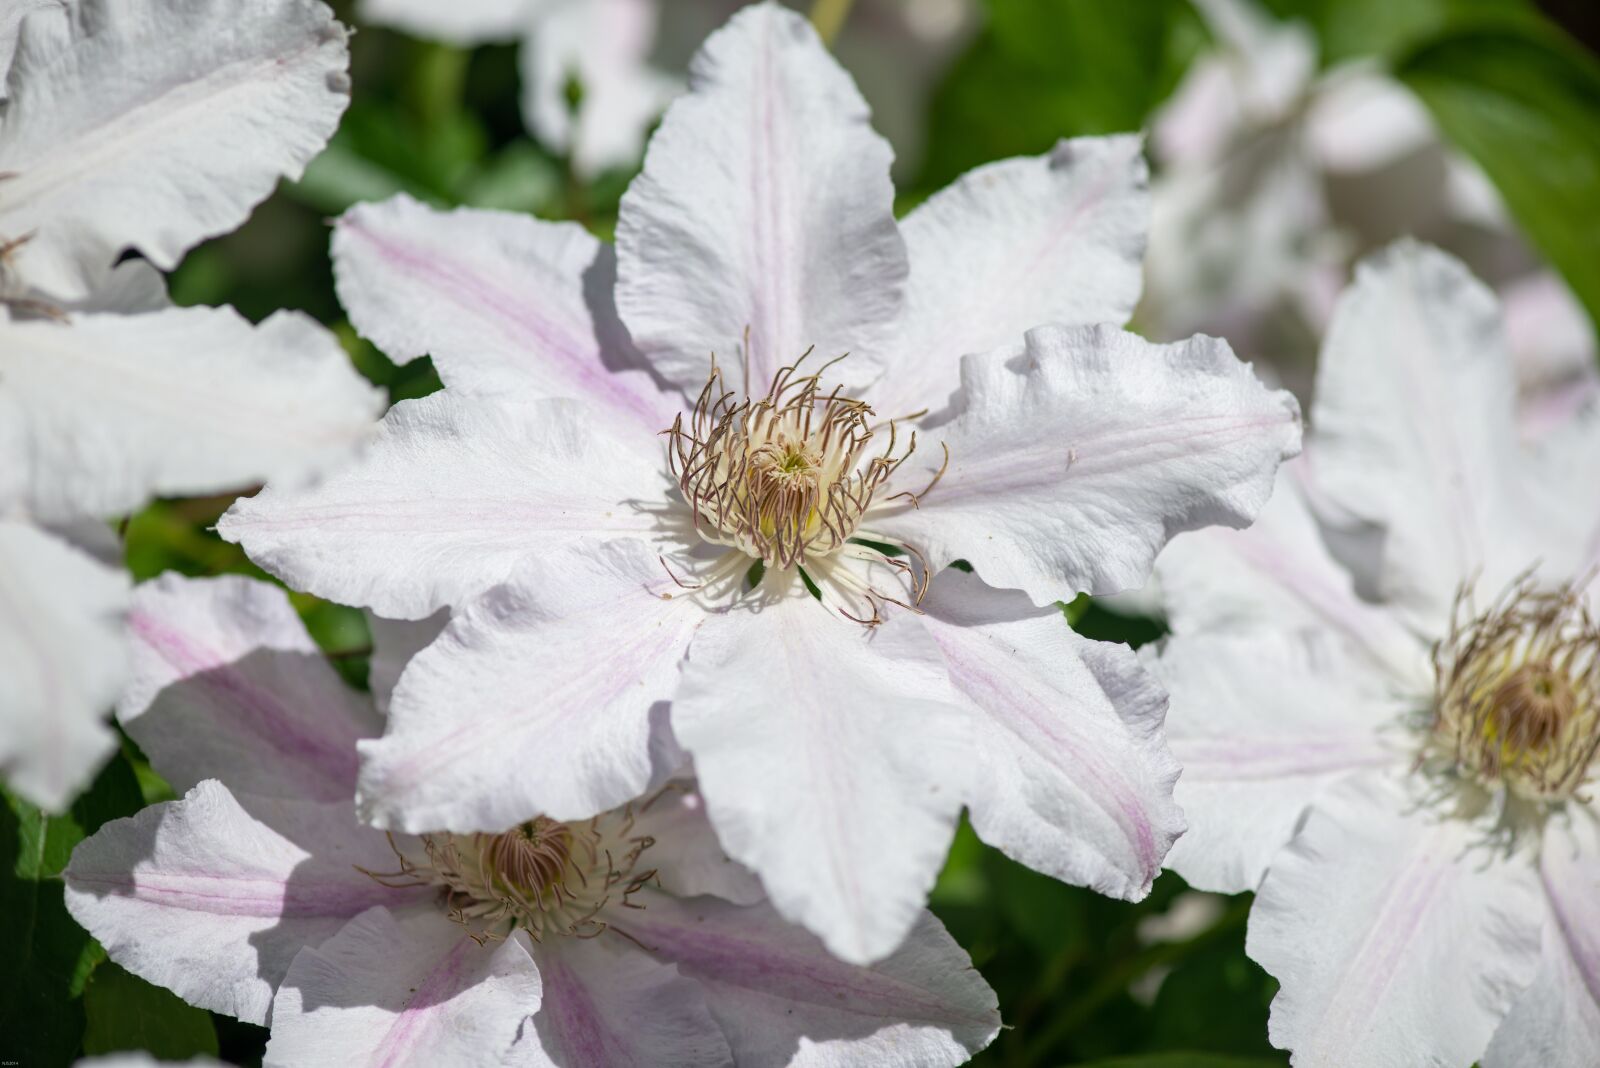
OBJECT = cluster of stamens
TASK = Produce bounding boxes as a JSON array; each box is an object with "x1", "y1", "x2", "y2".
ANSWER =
[
  {"x1": 359, "y1": 811, "x2": 656, "y2": 944},
  {"x1": 1432, "y1": 574, "x2": 1600, "y2": 801},
  {"x1": 661, "y1": 351, "x2": 947, "y2": 624},
  {"x1": 665, "y1": 352, "x2": 934, "y2": 570}
]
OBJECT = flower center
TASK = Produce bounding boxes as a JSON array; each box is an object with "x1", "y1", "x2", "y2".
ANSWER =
[
  {"x1": 360, "y1": 812, "x2": 655, "y2": 943},
  {"x1": 1432, "y1": 575, "x2": 1600, "y2": 801},
  {"x1": 664, "y1": 353, "x2": 941, "y2": 571}
]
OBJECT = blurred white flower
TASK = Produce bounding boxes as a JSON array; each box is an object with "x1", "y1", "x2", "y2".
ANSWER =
[
  {"x1": 220, "y1": 3, "x2": 1301, "y2": 965},
  {"x1": 65, "y1": 572, "x2": 1001, "y2": 1067},
  {"x1": 1141, "y1": 0, "x2": 1598, "y2": 425},
  {"x1": 0, "y1": 0, "x2": 384, "y2": 810},
  {"x1": 358, "y1": 0, "x2": 976, "y2": 178},
  {"x1": 1149, "y1": 241, "x2": 1600, "y2": 1068}
]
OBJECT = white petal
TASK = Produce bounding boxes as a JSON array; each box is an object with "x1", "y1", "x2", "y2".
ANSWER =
[
  {"x1": 1155, "y1": 462, "x2": 1430, "y2": 685},
  {"x1": 366, "y1": 609, "x2": 449, "y2": 716},
  {"x1": 357, "y1": 0, "x2": 539, "y2": 45},
  {"x1": 616, "y1": 890, "x2": 1000, "y2": 1068},
  {"x1": 267, "y1": 908, "x2": 541, "y2": 1068},
  {"x1": 614, "y1": 2, "x2": 906, "y2": 395},
  {"x1": 0, "y1": 306, "x2": 383, "y2": 523},
  {"x1": 0, "y1": 519, "x2": 126, "y2": 811},
  {"x1": 874, "y1": 135, "x2": 1149, "y2": 420},
  {"x1": 525, "y1": 934, "x2": 730, "y2": 1067},
  {"x1": 520, "y1": 0, "x2": 677, "y2": 177},
  {"x1": 1312, "y1": 242, "x2": 1542, "y2": 625},
  {"x1": 917, "y1": 570, "x2": 1182, "y2": 900},
  {"x1": 119, "y1": 574, "x2": 381, "y2": 802},
  {"x1": 1483, "y1": 808, "x2": 1600, "y2": 1068},
  {"x1": 0, "y1": 0, "x2": 349, "y2": 300},
  {"x1": 870, "y1": 323, "x2": 1301, "y2": 605},
  {"x1": 1149, "y1": 630, "x2": 1407, "y2": 893},
  {"x1": 1524, "y1": 403, "x2": 1600, "y2": 586},
  {"x1": 219, "y1": 392, "x2": 662, "y2": 620},
  {"x1": 671, "y1": 577, "x2": 974, "y2": 964},
  {"x1": 1250, "y1": 771, "x2": 1543, "y2": 1068},
  {"x1": 359, "y1": 540, "x2": 704, "y2": 831},
  {"x1": 332, "y1": 195, "x2": 677, "y2": 438},
  {"x1": 0, "y1": 0, "x2": 57, "y2": 99},
  {"x1": 64, "y1": 781, "x2": 433, "y2": 1026},
  {"x1": 631, "y1": 784, "x2": 765, "y2": 906}
]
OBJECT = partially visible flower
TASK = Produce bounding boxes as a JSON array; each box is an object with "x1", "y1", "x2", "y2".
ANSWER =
[
  {"x1": 357, "y1": 0, "x2": 977, "y2": 178},
  {"x1": 66, "y1": 573, "x2": 1001, "y2": 1067},
  {"x1": 221, "y1": 3, "x2": 1300, "y2": 964},
  {"x1": 0, "y1": 0, "x2": 384, "y2": 810},
  {"x1": 1148, "y1": 240, "x2": 1600, "y2": 1067},
  {"x1": 1141, "y1": 0, "x2": 1598, "y2": 424}
]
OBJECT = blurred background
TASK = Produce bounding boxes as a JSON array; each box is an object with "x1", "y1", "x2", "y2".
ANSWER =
[{"x1": 6, "y1": 0, "x2": 1598, "y2": 1064}]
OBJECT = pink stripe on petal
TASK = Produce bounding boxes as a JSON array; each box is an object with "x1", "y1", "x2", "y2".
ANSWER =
[
  {"x1": 129, "y1": 609, "x2": 363, "y2": 789},
  {"x1": 371, "y1": 937, "x2": 475, "y2": 1068}
]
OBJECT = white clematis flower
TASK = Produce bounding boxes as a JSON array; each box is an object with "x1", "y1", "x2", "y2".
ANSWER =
[
  {"x1": 1148, "y1": 240, "x2": 1600, "y2": 1068},
  {"x1": 220, "y1": 2, "x2": 1300, "y2": 963},
  {"x1": 0, "y1": 0, "x2": 384, "y2": 810},
  {"x1": 65, "y1": 573, "x2": 1001, "y2": 1067},
  {"x1": 1142, "y1": 0, "x2": 1599, "y2": 423}
]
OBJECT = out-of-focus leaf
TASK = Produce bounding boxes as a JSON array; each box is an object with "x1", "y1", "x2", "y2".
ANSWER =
[
  {"x1": 461, "y1": 141, "x2": 564, "y2": 212},
  {"x1": 291, "y1": 137, "x2": 434, "y2": 216},
  {"x1": 1260, "y1": 0, "x2": 1528, "y2": 63},
  {"x1": 83, "y1": 961, "x2": 218, "y2": 1060},
  {"x1": 920, "y1": 0, "x2": 1203, "y2": 190},
  {"x1": 1399, "y1": 16, "x2": 1600, "y2": 342},
  {"x1": 1145, "y1": 939, "x2": 1280, "y2": 1057},
  {"x1": 0, "y1": 754, "x2": 144, "y2": 1065}
]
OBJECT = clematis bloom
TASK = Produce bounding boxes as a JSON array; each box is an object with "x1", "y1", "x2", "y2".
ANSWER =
[
  {"x1": 1149, "y1": 241, "x2": 1600, "y2": 1068},
  {"x1": 66, "y1": 573, "x2": 1001, "y2": 1067},
  {"x1": 222, "y1": 2, "x2": 1300, "y2": 963},
  {"x1": 0, "y1": 0, "x2": 383, "y2": 810}
]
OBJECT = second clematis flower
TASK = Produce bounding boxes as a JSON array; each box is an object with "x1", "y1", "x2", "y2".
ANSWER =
[
  {"x1": 67, "y1": 574, "x2": 1001, "y2": 1066},
  {"x1": 1149, "y1": 241, "x2": 1600, "y2": 1068},
  {"x1": 221, "y1": 2, "x2": 1301, "y2": 962}
]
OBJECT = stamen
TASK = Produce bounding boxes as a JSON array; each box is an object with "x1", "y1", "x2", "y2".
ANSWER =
[{"x1": 1432, "y1": 572, "x2": 1600, "y2": 801}]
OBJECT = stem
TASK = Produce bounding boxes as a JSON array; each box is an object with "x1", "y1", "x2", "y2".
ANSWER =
[{"x1": 809, "y1": 0, "x2": 855, "y2": 47}]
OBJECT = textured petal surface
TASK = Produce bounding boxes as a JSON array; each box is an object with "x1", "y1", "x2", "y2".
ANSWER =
[
  {"x1": 0, "y1": 0, "x2": 55, "y2": 98},
  {"x1": 0, "y1": 519, "x2": 127, "y2": 811},
  {"x1": 65, "y1": 781, "x2": 431, "y2": 1026},
  {"x1": 1155, "y1": 462, "x2": 1429, "y2": 684},
  {"x1": 1312, "y1": 242, "x2": 1542, "y2": 625},
  {"x1": 671, "y1": 579, "x2": 973, "y2": 964},
  {"x1": 359, "y1": 540, "x2": 705, "y2": 831},
  {"x1": 918, "y1": 570, "x2": 1182, "y2": 900},
  {"x1": 0, "y1": 0, "x2": 349, "y2": 299},
  {"x1": 267, "y1": 908, "x2": 541, "y2": 1068},
  {"x1": 871, "y1": 323, "x2": 1301, "y2": 605},
  {"x1": 1483, "y1": 808, "x2": 1600, "y2": 1068},
  {"x1": 119, "y1": 574, "x2": 381, "y2": 802},
  {"x1": 366, "y1": 609, "x2": 448, "y2": 715},
  {"x1": 526, "y1": 934, "x2": 731, "y2": 1068},
  {"x1": 333, "y1": 195, "x2": 676, "y2": 438},
  {"x1": 618, "y1": 890, "x2": 999, "y2": 1068},
  {"x1": 1150, "y1": 631, "x2": 1406, "y2": 893},
  {"x1": 614, "y1": 2, "x2": 906, "y2": 394},
  {"x1": 875, "y1": 135, "x2": 1149, "y2": 420},
  {"x1": 630, "y1": 785, "x2": 765, "y2": 907},
  {"x1": 0, "y1": 306, "x2": 383, "y2": 523},
  {"x1": 1249, "y1": 772, "x2": 1543, "y2": 1068},
  {"x1": 219, "y1": 392, "x2": 663, "y2": 620}
]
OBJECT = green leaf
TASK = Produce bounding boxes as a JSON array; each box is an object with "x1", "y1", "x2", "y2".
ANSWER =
[
  {"x1": 919, "y1": 0, "x2": 1203, "y2": 190},
  {"x1": 1399, "y1": 16, "x2": 1600, "y2": 342},
  {"x1": 1073, "y1": 1055, "x2": 1286, "y2": 1068},
  {"x1": 1261, "y1": 0, "x2": 1528, "y2": 63},
  {"x1": 0, "y1": 753, "x2": 145, "y2": 1065},
  {"x1": 82, "y1": 961, "x2": 219, "y2": 1060}
]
